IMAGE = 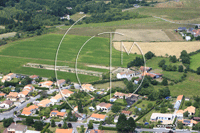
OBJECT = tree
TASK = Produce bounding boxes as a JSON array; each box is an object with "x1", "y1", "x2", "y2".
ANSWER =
[
  {"x1": 34, "y1": 121, "x2": 43, "y2": 131},
  {"x1": 158, "y1": 59, "x2": 166, "y2": 67},
  {"x1": 193, "y1": 122, "x2": 200, "y2": 131},
  {"x1": 111, "y1": 103, "x2": 121, "y2": 113},
  {"x1": 178, "y1": 65, "x2": 184, "y2": 72},
  {"x1": 3, "y1": 118, "x2": 13, "y2": 127},
  {"x1": 161, "y1": 78, "x2": 168, "y2": 86},
  {"x1": 147, "y1": 103, "x2": 153, "y2": 109},
  {"x1": 169, "y1": 55, "x2": 177, "y2": 63},
  {"x1": 80, "y1": 125, "x2": 85, "y2": 133},
  {"x1": 177, "y1": 121, "x2": 183, "y2": 129},
  {"x1": 127, "y1": 117, "x2": 136, "y2": 132},
  {"x1": 197, "y1": 67, "x2": 200, "y2": 75},
  {"x1": 63, "y1": 121, "x2": 68, "y2": 129},
  {"x1": 172, "y1": 65, "x2": 177, "y2": 71},
  {"x1": 51, "y1": 119, "x2": 56, "y2": 127},
  {"x1": 185, "y1": 101, "x2": 192, "y2": 106},
  {"x1": 162, "y1": 65, "x2": 167, "y2": 71},
  {"x1": 83, "y1": 108, "x2": 88, "y2": 117},
  {"x1": 26, "y1": 117, "x2": 34, "y2": 126},
  {"x1": 78, "y1": 101, "x2": 83, "y2": 113},
  {"x1": 183, "y1": 111, "x2": 188, "y2": 117},
  {"x1": 116, "y1": 113, "x2": 127, "y2": 132},
  {"x1": 88, "y1": 120, "x2": 93, "y2": 129},
  {"x1": 145, "y1": 51, "x2": 155, "y2": 60}
]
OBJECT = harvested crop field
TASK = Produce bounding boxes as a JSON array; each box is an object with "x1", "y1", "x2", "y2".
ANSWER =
[
  {"x1": 113, "y1": 29, "x2": 171, "y2": 42},
  {"x1": 113, "y1": 41, "x2": 200, "y2": 57},
  {"x1": 0, "y1": 32, "x2": 16, "y2": 39}
]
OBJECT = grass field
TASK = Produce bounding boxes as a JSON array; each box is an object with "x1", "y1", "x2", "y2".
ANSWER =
[
  {"x1": 190, "y1": 53, "x2": 200, "y2": 70},
  {"x1": 0, "y1": 32, "x2": 16, "y2": 39},
  {"x1": 113, "y1": 29, "x2": 171, "y2": 42},
  {"x1": 0, "y1": 26, "x2": 5, "y2": 29},
  {"x1": 113, "y1": 41, "x2": 200, "y2": 57},
  {"x1": 94, "y1": 81, "x2": 126, "y2": 89}
]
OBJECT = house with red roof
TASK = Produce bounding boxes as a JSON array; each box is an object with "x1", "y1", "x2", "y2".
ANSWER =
[{"x1": 96, "y1": 102, "x2": 112, "y2": 112}]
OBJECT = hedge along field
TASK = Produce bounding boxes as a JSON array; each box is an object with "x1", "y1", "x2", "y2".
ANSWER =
[
  {"x1": 190, "y1": 53, "x2": 200, "y2": 70},
  {"x1": 0, "y1": 34, "x2": 140, "y2": 67},
  {"x1": 0, "y1": 56, "x2": 100, "y2": 83}
]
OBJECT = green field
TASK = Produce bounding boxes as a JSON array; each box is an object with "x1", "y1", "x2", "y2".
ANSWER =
[
  {"x1": 190, "y1": 53, "x2": 200, "y2": 70},
  {"x1": 0, "y1": 34, "x2": 139, "y2": 83}
]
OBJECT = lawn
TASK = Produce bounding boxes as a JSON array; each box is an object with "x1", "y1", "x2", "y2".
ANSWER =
[
  {"x1": 77, "y1": 126, "x2": 86, "y2": 133},
  {"x1": 94, "y1": 81, "x2": 126, "y2": 89},
  {"x1": 128, "y1": 100, "x2": 156, "y2": 113},
  {"x1": 137, "y1": 109, "x2": 160, "y2": 124},
  {"x1": 0, "y1": 122, "x2": 6, "y2": 132},
  {"x1": 190, "y1": 53, "x2": 200, "y2": 70},
  {"x1": 168, "y1": 72, "x2": 200, "y2": 97},
  {"x1": 48, "y1": 126, "x2": 57, "y2": 132}
]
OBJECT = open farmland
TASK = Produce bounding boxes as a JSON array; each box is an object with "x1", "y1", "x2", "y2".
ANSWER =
[
  {"x1": 190, "y1": 53, "x2": 200, "y2": 70},
  {"x1": 0, "y1": 32, "x2": 16, "y2": 39},
  {"x1": 0, "y1": 26, "x2": 5, "y2": 29},
  {"x1": 113, "y1": 29, "x2": 171, "y2": 42},
  {"x1": 113, "y1": 41, "x2": 200, "y2": 57}
]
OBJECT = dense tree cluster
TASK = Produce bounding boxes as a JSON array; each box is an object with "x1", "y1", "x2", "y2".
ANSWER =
[
  {"x1": 116, "y1": 114, "x2": 136, "y2": 132},
  {"x1": 145, "y1": 51, "x2": 155, "y2": 60},
  {"x1": 180, "y1": 50, "x2": 190, "y2": 64},
  {"x1": 127, "y1": 57, "x2": 144, "y2": 68}
]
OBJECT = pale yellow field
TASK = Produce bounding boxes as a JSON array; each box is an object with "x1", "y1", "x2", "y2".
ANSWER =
[
  {"x1": 0, "y1": 26, "x2": 5, "y2": 29},
  {"x1": 113, "y1": 41, "x2": 200, "y2": 57},
  {"x1": 113, "y1": 29, "x2": 171, "y2": 42},
  {"x1": 0, "y1": 32, "x2": 16, "y2": 39}
]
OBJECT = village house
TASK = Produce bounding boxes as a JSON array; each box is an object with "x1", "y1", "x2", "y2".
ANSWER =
[
  {"x1": 7, "y1": 92, "x2": 19, "y2": 101},
  {"x1": 3, "y1": 123, "x2": 27, "y2": 133},
  {"x1": 192, "y1": 29, "x2": 200, "y2": 37},
  {"x1": 114, "y1": 92, "x2": 138, "y2": 99},
  {"x1": 193, "y1": 117, "x2": 200, "y2": 121},
  {"x1": 50, "y1": 110, "x2": 66, "y2": 119},
  {"x1": 61, "y1": 89, "x2": 74, "y2": 97},
  {"x1": 29, "y1": 75, "x2": 39, "y2": 80},
  {"x1": 23, "y1": 85, "x2": 35, "y2": 92},
  {"x1": 21, "y1": 105, "x2": 39, "y2": 116},
  {"x1": 50, "y1": 94, "x2": 63, "y2": 105},
  {"x1": 18, "y1": 90, "x2": 29, "y2": 98},
  {"x1": 55, "y1": 129, "x2": 74, "y2": 133},
  {"x1": 0, "y1": 100, "x2": 13, "y2": 109},
  {"x1": 150, "y1": 113, "x2": 175, "y2": 124},
  {"x1": 81, "y1": 84, "x2": 95, "y2": 92},
  {"x1": 55, "y1": 79, "x2": 66, "y2": 87},
  {"x1": 38, "y1": 99, "x2": 52, "y2": 107},
  {"x1": 174, "y1": 95, "x2": 183, "y2": 110},
  {"x1": 139, "y1": 66, "x2": 152, "y2": 72},
  {"x1": 142, "y1": 72, "x2": 163, "y2": 79},
  {"x1": 177, "y1": 27, "x2": 187, "y2": 31},
  {"x1": 39, "y1": 81, "x2": 53, "y2": 89},
  {"x1": 90, "y1": 113, "x2": 106, "y2": 121},
  {"x1": 117, "y1": 70, "x2": 136, "y2": 80},
  {"x1": 176, "y1": 106, "x2": 196, "y2": 118},
  {"x1": 178, "y1": 119, "x2": 198, "y2": 127},
  {"x1": 73, "y1": 106, "x2": 78, "y2": 112},
  {"x1": 74, "y1": 113, "x2": 86, "y2": 121},
  {"x1": 1, "y1": 73, "x2": 16, "y2": 83},
  {"x1": 121, "y1": 110, "x2": 132, "y2": 116},
  {"x1": 0, "y1": 92, "x2": 6, "y2": 97},
  {"x1": 96, "y1": 102, "x2": 112, "y2": 112}
]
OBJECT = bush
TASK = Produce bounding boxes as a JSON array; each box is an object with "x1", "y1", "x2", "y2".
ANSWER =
[
  {"x1": 35, "y1": 87, "x2": 49, "y2": 90},
  {"x1": 18, "y1": 115, "x2": 40, "y2": 119},
  {"x1": 41, "y1": 123, "x2": 50, "y2": 133}
]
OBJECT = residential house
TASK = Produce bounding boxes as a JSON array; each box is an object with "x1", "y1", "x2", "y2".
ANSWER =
[
  {"x1": 174, "y1": 95, "x2": 183, "y2": 110},
  {"x1": 193, "y1": 117, "x2": 200, "y2": 121},
  {"x1": 73, "y1": 106, "x2": 78, "y2": 112},
  {"x1": 55, "y1": 129, "x2": 74, "y2": 133},
  {"x1": 29, "y1": 75, "x2": 39, "y2": 80},
  {"x1": 178, "y1": 119, "x2": 198, "y2": 127},
  {"x1": 23, "y1": 85, "x2": 35, "y2": 92},
  {"x1": 0, "y1": 92, "x2": 6, "y2": 97},
  {"x1": 50, "y1": 94, "x2": 63, "y2": 105},
  {"x1": 61, "y1": 89, "x2": 74, "y2": 97},
  {"x1": 90, "y1": 113, "x2": 106, "y2": 121},
  {"x1": 50, "y1": 110, "x2": 66, "y2": 119},
  {"x1": 114, "y1": 92, "x2": 134, "y2": 99},
  {"x1": 187, "y1": 27, "x2": 194, "y2": 33},
  {"x1": 7, "y1": 92, "x2": 19, "y2": 101},
  {"x1": 134, "y1": 78, "x2": 142, "y2": 84},
  {"x1": 74, "y1": 113, "x2": 86, "y2": 121},
  {"x1": 192, "y1": 29, "x2": 200, "y2": 37},
  {"x1": 185, "y1": 36, "x2": 191, "y2": 41},
  {"x1": 176, "y1": 110, "x2": 184, "y2": 120},
  {"x1": 81, "y1": 84, "x2": 95, "y2": 92},
  {"x1": 121, "y1": 110, "x2": 132, "y2": 116},
  {"x1": 21, "y1": 105, "x2": 39, "y2": 116},
  {"x1": 176, "y1": 106, "x2": 196, "y2": 117},
  {"x1": 0, "y1": 100, "x2": 13, "y2": 109},
  {"x1": 39, "y1": 81, "x2": 53, "y2": 89},
  {"x1": 177, "y1": 95, "x2": 183, "y2": 102},
  {"x1": 3, "y1": 123, "x2": 27, "y2": 133},
  {"x1": 96, "y1": 102, "x2": 112, "y2": 112},
  {"x1": 38, "y1": 99, "x2": 52, "y2": 107},
  {"x1": 142, "y1": 72, "x2": 162, "y2": 79},
  {"x1": 139, "y1": 66, "x2": 152, "y2": 72},
  {"x1": 55, "y1": 79, "x2": 66, "y2": 87},
  {"x1": 1, "y1": 73, "x2": 16, "y2": 83},
  {"x1": 90, "y1": 130, "x2": 105, "y2": 133},
  {"x1": 114, "y1": 116, "x2": 119, "y2": 123},
  {"x1": 150, "y1": 113, "x2": 175, "y2": 123},
  {"x1": 117, "y1": 70, "x2": 136, "y2": 80},
  {"x1": 18, "y1": 90, "x2": 29, "y2": 98}
]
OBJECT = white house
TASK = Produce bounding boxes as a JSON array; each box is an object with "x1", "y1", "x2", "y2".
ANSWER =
[
  {"x1": 150, "y1": 113, "x2": 175, "y2": 123},
  {"x1": 23, "y1": 85, "x2": 35, "y2": 92},
  {"x1": 39, "y1": 81, "x2": 53, "y2": 89},
  {"x1": 1, "y1": 73, "x2": 16, "y2": 83},
  {"x1": 50, "y1": 94, "x2": 62, "y2": 105},
  {"x1": 61, "y1": 89, "x2": 74, "y2": 97},
  {"x1": 90, "y1": 113, "x2": 106, "y2": 121},
  {"x1": 0, "y1": 100, "x2": 13, "y2": 109},
  {"x1": 185, "y1": 36, "x2": 191, "y2": 41},
  {"x1": 38, "y1": 99, "x2": 52, "y2": 107},
  {"x1": 117, "y1": 70, "x2": 136, "y2": 80},
  {"x1": 114, "y1": 116, "x2": 119, "y2": 123},
  {"x1": 96, "y1": 102, "x2": 112, "y2": 112},
  {"x1": 6, "y1": 123, "x2": 27, "y2": 133}
]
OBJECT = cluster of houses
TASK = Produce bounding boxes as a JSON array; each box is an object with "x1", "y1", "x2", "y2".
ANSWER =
[
  {"x1": 176, "y1": 26, "x2": 200, "y2": 41},
  {"x1": 150, "y1": 95, "x2": 198, "y2": 127},
  {"x1": 116, "y1": 66, "x2": 163, "y2": 82}
]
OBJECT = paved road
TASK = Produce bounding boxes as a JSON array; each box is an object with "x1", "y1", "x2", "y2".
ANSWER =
[{"x1": 0, "y1": 95, "x2": 40, "y2": 121}]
